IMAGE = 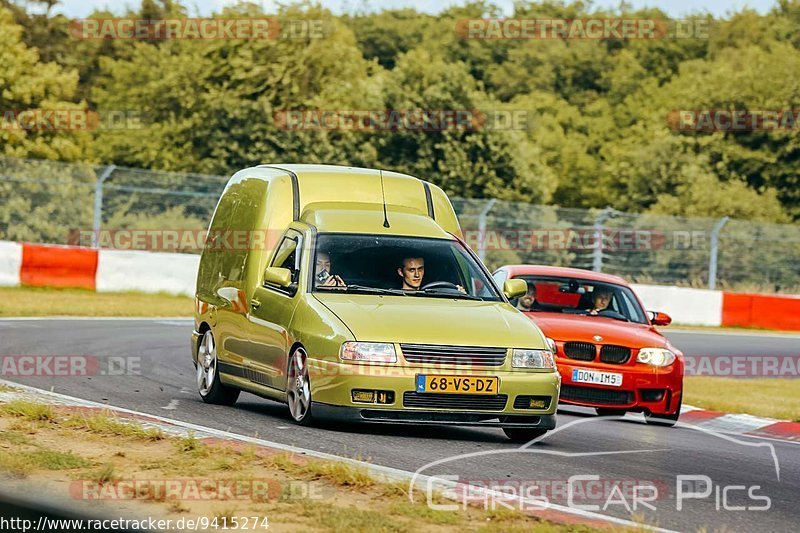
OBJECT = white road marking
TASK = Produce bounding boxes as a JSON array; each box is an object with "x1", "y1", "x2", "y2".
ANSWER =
[
  {"x1": 0, "y1": 378, "x2": 674, "y2": 532},
  {"x1": 161, "y1": 399, "x2": 180, "y2": 410}
]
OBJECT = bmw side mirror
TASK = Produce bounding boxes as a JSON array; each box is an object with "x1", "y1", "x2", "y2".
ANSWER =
[{"x1": 648, "y1": 311, "x2": 672, "y2": 326}]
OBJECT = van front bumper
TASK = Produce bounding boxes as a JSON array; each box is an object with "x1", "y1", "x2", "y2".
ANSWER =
[
  {"x1": 312, "y1": 402, "x2": 557, "y2": 428},
  {"x1": 307, "y1": 359, "x2": 560, "y2": 420}
]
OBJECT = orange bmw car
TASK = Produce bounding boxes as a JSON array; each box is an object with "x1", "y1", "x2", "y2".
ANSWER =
[{"x1": 492, "y1": 265, "x2": 683, "y2": 426}]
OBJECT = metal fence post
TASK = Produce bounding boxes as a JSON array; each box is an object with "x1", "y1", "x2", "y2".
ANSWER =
[
  {"x1": 477, "y1": 199, "x2": 496, "y2": 262},
  {"x1": 708, "y1": 216, "x2": 730, "y2": 290},
  {"x1": 592, "y1": 207, "x2": 616, "y2": 272},
  {"x1": 92, "y1": 165, "x2": 116, "y2": 248}
]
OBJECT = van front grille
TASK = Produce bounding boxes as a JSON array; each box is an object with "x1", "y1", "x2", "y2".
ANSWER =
[
  {"x1": 400, "y1": 344, "x2": 507, "y2": 367},
  {"x1": 402, "y1": 392, "x2": 508, "y2": 411}
]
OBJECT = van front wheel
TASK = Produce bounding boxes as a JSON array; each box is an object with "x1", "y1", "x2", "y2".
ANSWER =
[
  {"x1": 287, "y1": 347, "x2": 314, "y2": 425},
  {"x1": 197, "y1": 330, "x2": 240, "y2": 406}
]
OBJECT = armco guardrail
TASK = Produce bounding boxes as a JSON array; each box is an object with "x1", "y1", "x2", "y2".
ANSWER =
[
  {"x1": 1, "y1": 240, "x2": 798, "y2": 330},
  {"x1": 1, "y1": 156, "x2": 798, "y2": 293}
]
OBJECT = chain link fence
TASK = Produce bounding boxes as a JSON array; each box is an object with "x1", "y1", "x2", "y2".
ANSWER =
[{"x1": 1, "y1": 156, "x2": 798, "y2": 293}]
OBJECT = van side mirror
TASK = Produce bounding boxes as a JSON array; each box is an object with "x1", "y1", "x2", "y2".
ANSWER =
[
  {"x1": 264, "y1": 267, "x2": 292, "y2": 288},
  {"x1": 503, "y1": 278, "x2": 528, "y2": 300},
  {"x1": 648, "y1": 311, "x2": 672, "y2": 326}
]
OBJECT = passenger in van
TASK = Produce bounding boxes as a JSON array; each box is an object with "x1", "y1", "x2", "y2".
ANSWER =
[
  {"x1": 315, "y1": 251, "x2": 346, "y2": 287},
  {"x1": 397, "y1": 256, "x2": 425, "y2": 290},
  {"x1": 588, "y1": 288, "x2": 612, "y2": 315},
  {"x1": 516, "y1": 283, "x2": 537, "y2": 311}
]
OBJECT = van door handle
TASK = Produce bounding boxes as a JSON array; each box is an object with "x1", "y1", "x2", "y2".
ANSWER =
[{"x1": 250, "y1": 298, "x2": 261, "y2": 309}]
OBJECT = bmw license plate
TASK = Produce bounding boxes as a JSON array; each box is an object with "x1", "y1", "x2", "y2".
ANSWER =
[
  {"x1": 571, "y1": 368, "x2": 623, "y2": 387},
  {"x1": 416, "y1": 375, "x2": 498, "y2": 394}
]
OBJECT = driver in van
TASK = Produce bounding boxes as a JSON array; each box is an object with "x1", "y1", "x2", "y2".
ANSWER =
[
  {"x1": 588, "y1": 288, "x2": 612, "y2": 315},
  {"x1": 397, "y1": 257, "x2": 425, "y2": 290},
  {"x1": 315, "y1": 251, "x2": 345, "y2": 287}
]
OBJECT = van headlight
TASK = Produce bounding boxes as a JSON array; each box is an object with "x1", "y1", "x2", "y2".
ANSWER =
[
  {"x1": 545, "y1": 337, "x2": 557, "y2": 354},
  {"x1": 512, "y1": 349, "x2": 555, "y2": 369},
  {"x1": 340, "y1": 342, "x2": 397, "y2": 363},
  {"x1": 636, "y1": 348, "x2": 676, "y2": 367}
]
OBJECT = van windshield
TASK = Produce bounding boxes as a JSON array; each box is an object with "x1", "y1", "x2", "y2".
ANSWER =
[{"x1": 312, "y1": 233, "x2": 503, "y2": 301}]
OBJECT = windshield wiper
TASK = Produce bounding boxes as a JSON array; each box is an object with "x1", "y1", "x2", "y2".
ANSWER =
[
  {"x1": 342, "y1": 284, "x2": 408, "y2": 296},
  {"x1": 415, "y1": 288, "x2": 484, "y2": 301}
]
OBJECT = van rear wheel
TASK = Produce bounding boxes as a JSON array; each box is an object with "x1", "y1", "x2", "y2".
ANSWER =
[
  {"x1": 197, "y1": 330, "x2": 240, "y2": 406},
  {"x1": 287, "y1": 347, "x2": 314, "y2": 425}
]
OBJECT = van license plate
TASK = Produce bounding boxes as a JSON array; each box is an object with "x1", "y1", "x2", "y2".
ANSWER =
[
  {"x1": 416, "y1": 375, "x2": 498, "y2": 394},
  {"x1": 571, "y1": 369, "x2": 623, "y2": 387}
]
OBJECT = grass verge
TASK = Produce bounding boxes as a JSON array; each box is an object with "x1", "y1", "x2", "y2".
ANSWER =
[
  {"x1": 0, "y1": 399, "x2": 612, "y2": 532},
  {"x1": 683, "y1": 377, "x2": 800, "y2": 421},
  {"x1": 0, "y1": 286, "x2": 192, "y2": 317}
]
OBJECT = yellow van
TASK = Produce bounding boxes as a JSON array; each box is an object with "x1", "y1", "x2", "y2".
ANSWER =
[{"x1": 191, "y1": 164, "x2": 560, "y2": 441}]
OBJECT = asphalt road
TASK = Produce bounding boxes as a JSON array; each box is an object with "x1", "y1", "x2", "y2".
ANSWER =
[{"x1": 1, "y1": 318, "x2": 798, "y2": 532}]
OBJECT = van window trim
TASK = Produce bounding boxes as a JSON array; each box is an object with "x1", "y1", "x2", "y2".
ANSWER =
[{"x1": 266, "y1": 229, "x2": 304, "y2": 296}]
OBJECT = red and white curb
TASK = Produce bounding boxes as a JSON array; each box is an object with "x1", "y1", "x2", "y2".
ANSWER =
[
  {"x1": 0, "y1": 379, "x2": 674, "y2": 532},
  {"x1": 681, "y1": 404, "x2": 800, "y2": 443}
]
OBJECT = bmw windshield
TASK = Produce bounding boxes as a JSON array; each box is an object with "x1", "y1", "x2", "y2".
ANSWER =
[{"x1": 511, "y1": 275, "x2": 648, "y2": 324}]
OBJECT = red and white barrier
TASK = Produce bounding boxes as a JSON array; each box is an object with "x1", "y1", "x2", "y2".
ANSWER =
[
  {"x1": 96, "y1": 249, "x2": 199, "y2": 296},
  {"x1": 632, "y1": 284, "x2": 723, "y2": 327},
  {"x1": 0, "y1": 241, "x2": 22, "y2": 287},
  {"x1": 1, "y1": 240, "x2": 799, "y2": 330}
]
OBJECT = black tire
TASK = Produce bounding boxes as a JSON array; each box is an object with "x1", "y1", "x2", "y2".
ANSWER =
[
  {"x1": 502, "y1": 427, "x2": 549, "y2": 443},
  {"x1": 645, "y1": 397, "x2": 681, "y2": 427},
  {"x1": 595, "y1": 408, "x2": 626, "y2": 417},
  {"x1": 287, "y1": 347, "x2": 314, "y2": 426},
  {"x1": 197, "y1": 330, "x2": 240, "y2": 406}
]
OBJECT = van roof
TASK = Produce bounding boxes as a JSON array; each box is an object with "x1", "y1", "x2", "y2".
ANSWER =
[
  {"x1": 301, "y1": 202, "x2": 453, "y2": 239},
  {"x1": 225, "y1": 164, "x2": 462, "y2": 237}
]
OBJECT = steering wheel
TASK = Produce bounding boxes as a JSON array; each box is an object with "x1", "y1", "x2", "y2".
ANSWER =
[
  {"x1": 597, "y1": 309, "x2": 629, "y2": 321},
  {"x1": 420, "y1": 281, "x2": 460, "y2": 291}
]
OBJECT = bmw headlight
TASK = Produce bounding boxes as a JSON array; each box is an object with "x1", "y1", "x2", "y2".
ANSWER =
[
  {"x1": 636, "y1": 347, "x2": 676, "y2": 367},
  {"x1": 340, "y1": 342, "x2": 397, "y2": 363},
  {"x1": 512, "y1": 349, "x2": 555, "y2": 369}
]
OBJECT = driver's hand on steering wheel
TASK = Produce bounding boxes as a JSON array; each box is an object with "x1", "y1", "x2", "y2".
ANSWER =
[{"x1": 456, "y1": 285, "x2": 466, "y2": 294}]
